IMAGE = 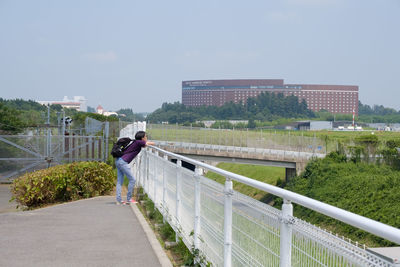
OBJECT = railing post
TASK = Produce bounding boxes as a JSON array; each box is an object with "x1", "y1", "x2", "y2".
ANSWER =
[
  {"x1": 176, "y1": 159, "x2": 182, "y2": 243},
  {"x1": 279, "y1": 199, "x2": 293, "y2": 267},
  {"x1": 224, "y1": 177, "x2": 233, "y2": 267},
  {"x1": 163, "y1": 154, "x2": 168, "y2": 223},
  {"x1": 138, "y1": 152, "x2": 143, "y2": 189},
  {"x1": 154, "y1": 151, "x2": 158, "y2": 205},
  {"x1": 137, "y1": 155, "x2": 141, "y2": 187},
  {"x1": 194, "y1": 167, "x2": 202, "y2": 251},
  {"x1": 144, "y1": 151, "x2": 149, "y2": 191},
  {"x1": 146, "y1": 151, "x2": 150, "y2": 195}
]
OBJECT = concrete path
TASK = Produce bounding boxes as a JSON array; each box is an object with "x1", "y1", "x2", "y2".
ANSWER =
[
  {"x1": 0, "y1": 184, "x2": 17, "y2": 213},
  {"x1": 0, "y1": 196, "x2": 172, "y2": 267}
]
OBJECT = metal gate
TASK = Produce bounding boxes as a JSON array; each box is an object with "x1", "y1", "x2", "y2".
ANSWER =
[{"x1": 0, "y1": 119, "x2": 109, "y2": 183}]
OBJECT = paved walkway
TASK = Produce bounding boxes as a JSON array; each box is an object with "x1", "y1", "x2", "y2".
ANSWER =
[
  {"x1": 0, "y1": 196, "x2": 172, "y2": 267},
  {"x1": 0, "y1": 184, "x2": 17, "y2": 213}
]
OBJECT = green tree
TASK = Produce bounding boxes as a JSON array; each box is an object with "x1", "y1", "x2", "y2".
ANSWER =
[
  {"x1": 247, "y1": 118, "x2": 256, "y2": 129},
  {"x1": 0, "y1": 103, "x2": 26, "y2": 134}
]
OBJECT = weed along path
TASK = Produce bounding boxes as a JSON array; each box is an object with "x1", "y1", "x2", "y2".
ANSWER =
[{"x1": 0, "y1": 196, "x2": 170, "y2": 267}]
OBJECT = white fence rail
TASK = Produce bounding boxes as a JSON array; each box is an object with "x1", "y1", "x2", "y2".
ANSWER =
[
  {"x1": 119, "y1": 122, "x2": 146, "y2": 139},
  {"x1": 132, "y1": 146, "x2": 400, "y2": 267},
  {"x1": 155, "y1": 140, "x2": 325, "y2": 161}
]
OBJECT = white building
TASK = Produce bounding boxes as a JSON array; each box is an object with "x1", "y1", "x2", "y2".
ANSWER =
[
  {"x1": 96, "y1": 104, "x2": 118, "y2": 117},
  {"x1": 38, "y1": 96, "x2": 87, "y2": 112}
]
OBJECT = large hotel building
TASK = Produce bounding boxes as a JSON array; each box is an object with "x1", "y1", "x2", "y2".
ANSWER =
[{"x1": 182, "y1": 79, "x2": 359, "y2": 115}]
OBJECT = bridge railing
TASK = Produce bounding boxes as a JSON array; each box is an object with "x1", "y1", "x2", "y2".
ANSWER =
[
  {"x1": 133, "y1": 145, "x2": 399, "y2": 267},
  {"x1": 147, "y1": 124, "x2": 327, "y2": 154},
  {"x1": 154, "y1": 140, "x2": 325, "y2": 161}
]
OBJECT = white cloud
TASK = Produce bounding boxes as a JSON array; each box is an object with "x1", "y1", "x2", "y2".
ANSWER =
[{"x1": 82, "y1": 51, "x2": 117, "y2": 62}]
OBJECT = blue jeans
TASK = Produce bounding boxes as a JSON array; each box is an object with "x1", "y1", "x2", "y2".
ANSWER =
[{"x1": 115, "y1": 157, "x2": 136, "y2": 202}]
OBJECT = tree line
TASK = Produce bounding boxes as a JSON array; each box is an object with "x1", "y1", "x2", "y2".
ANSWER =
[
  {"x1": 3, "y1": 96, "x2": 400, "y2": 135},
  {"x1": 147, "y1": 92, "x2": 315, "y2": 124},
  {"x1": 147, "y1": 95, "x2": 400, "y2": 126},
  {"x1": 0, "y1": 98, "x2": 118, "y2": 134}
]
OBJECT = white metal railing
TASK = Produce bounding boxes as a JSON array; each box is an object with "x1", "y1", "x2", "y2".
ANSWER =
[
  {"x1": 155, "y1": 140, "x2": 326, "y2": 161},
  {"x1": 132, "y1": 145, "x2": 400, "y2": 267},
  {"x1": 147, "y1": 124, "x2": 327, "y2": 154}
]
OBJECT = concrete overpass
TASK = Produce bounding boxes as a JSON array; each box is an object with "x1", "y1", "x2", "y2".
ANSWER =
[{"x1": 155, "y1": 141, "x2": 325, "y2": 180}]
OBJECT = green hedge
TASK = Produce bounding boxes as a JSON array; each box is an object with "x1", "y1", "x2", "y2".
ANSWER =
[
  {"x1": 283, "y1": 153, "x2": 400, "y2": 246},
  {"x1": 12, "y1": 161, "x2": 115, "y2": 208}
]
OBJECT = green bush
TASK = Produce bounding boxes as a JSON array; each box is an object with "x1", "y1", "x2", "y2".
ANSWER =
[
  {"x1": 380, "y1": 139, "x2": 400, "y2": 170},
  {"x1": 12, "y1": 161, "x2": 115, "y2": 208},
  {"x1": 283, "y1": 156, "x2": 400, "y2": 246}
]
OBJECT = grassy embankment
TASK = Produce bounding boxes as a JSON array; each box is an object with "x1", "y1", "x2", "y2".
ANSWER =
[
  {"x1": 204, "y1": 163, "x2": 285, "y2": 202},
  {"x1": 284, "y1": 154, "x2": 400, "y2": 247}
]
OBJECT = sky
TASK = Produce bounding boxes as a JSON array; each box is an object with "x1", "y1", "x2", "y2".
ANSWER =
[{"x1": 0, "y1": 0, "x2": 399, "y2": 113}]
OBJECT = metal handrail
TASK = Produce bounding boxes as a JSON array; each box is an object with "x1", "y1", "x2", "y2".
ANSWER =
[{"x1": 148, "y1": 145, "x2": 400, "y2": 245}]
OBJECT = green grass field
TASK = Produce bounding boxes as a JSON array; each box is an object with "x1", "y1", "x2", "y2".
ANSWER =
[{"x1": 204, "y1": 163, "x2": 285, "y2": 201}]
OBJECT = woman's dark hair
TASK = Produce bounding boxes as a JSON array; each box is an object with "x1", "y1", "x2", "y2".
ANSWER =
[{"x1": 135, "y1": 131, "x2": 146, "y2": 140}]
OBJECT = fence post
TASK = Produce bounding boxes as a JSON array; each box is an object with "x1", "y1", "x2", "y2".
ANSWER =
[
  {"x1": 79, "y1": 136, "x2": 82, "y2": 159},
  {"x1": 176, "y1": 123, "x2": 178, "y2": 143},
  {"x1": 164, "y1": 124, "x2": 166, "y2": 141},
  {"x1": 246, "y1": 128, "x2": 249, "y2": 148},
  {"x1": 46, "y1": 128, "x2": 52, "y2": 167},
  {"x1": 154, "y1": 151, "x2": 158, "y2": 206},
  {"x1": 163, "y1": 154, "x2": 168, "y2": 223},
  {"x1": 141, "y1": 152, "x2": 145, "y2": 190},
  {"x1": 91, "y1": 137, "x2": 95, "y2": 160},
  {"x1": 232, "y1": 127, "x2": 234, "y2": 147},
  {"x1": 279, "y1": 199, "x2": 293, "y2": 267},
  {"x1": 176, "y1": 159, "x2": 182, "y2": 243},
  {"x1": 61, "y1": 110, "x2": 65, "y2": 156},
  {"x1": 142, "y1": 151, "x2": 147, "y2": 192},
  {"x1": 194, "y1": 167, "x2": 202, "y2": 251},
  {"x1": 137, "y1": 154, "x2": 141, "y2": 187},
  {"x1": 146, "y1": 151, "x2": 150, "y2": 195},
  {"x1": 69, "y1": 134, "x2": 73, "y2": 162},
  {"x1": 104, "y1": 121, "x2": 109, "y2": 162},
  {"x1": 190, "y1": 123, "x2": 192, "y2": 145},
  {"x1": 98, "y1": 137, "x2": 101, "y2": 159},
  {"x1": 203, "y1": 126, "x2": 206, "y2": 147},
  {"x1": 224, "y1": 177, "x2": 233, "y2": 267},
  {"x1": 219, "y1": 126, "x2": 221, "y2": 150}
]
